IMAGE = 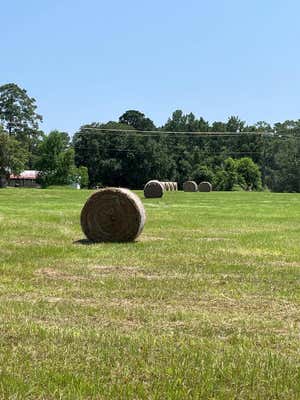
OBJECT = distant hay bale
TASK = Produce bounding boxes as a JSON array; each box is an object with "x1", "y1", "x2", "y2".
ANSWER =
[
  {"x1": 144, "y1": 180, "x2": 164, "y2": 198},
  {"x1": 168, "y1": 182, "x2": 174, "y2": 191},
  {"x1": 144, "y1": 179, "x2": 160, "y2": 189},
  {"x1": 80, "y1": 188, "x2": 146, "y2": 242},
  {"x1": 198, "y1": 181, "x2": 212, "y2": 192},
  {"x1": 164, "y1": 182, "x2": 171, "y2": 191},
  {"x1": 183, "y1": 181, "x2": 198, "y2": 192}
]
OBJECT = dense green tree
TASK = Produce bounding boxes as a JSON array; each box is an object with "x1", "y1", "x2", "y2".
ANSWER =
[
  {"x1": 0, "y1": 83, "x2": 42, "y2": 136},
  {"x1": 163, "y1": 110, "x2": 209, "y2": 133},
  {"x1": 267, "y1": 135, "x2": 300, "y2": 192},
  {"x1": 119, "y1": 110, "x2": 155, "y2": 131},
  {"x1": 211, "y1": 121, "x2": 227, "y2": 132},
  {"x1": 226, "y1": 116, "x2": 245, "y2": 132},
  {"x1": 0, "y1": 83, "x2": 43, "y2": 167},
  {"x1": 192, "y1": 165, "x2": 214, "y2": 183},
  {"x1": 69, "y1": 165, "x2": 89, "y2": 187},
  {"x1": 36, "y1": 131, "x2": 74, "y2": 187},
  {"x1": 236, "y1": 157, "x2": 262, "y2": 190},
  {"x1": 214, "y1": 157, "x2": 239, "y2": 191},
  {"x1": 1, "y1": 82, "x2": 298, "y2": 193},
  {"x1": 74, "y1": 122, "x2": 174, "y2": 188},
  {"x1": 0, "y1": 126, "x2": 28, "y2": 187}
]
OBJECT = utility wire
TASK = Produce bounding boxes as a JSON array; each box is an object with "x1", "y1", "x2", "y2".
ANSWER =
[
  {"x1": 88, "y1": 148, "x2": 264, "y2": 155},
  {"x1": 79, "y1": 127, "x2": 276, "y2": 137},
  {"x1": 76, "y1": 127, "x2": 300, "y2": 139}
]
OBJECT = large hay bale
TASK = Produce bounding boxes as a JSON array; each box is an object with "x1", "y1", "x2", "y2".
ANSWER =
[
  {"x1": 198, "y1": 181, "x2": 212, "y2": 192},
  {"x1": 144, "y1": 180, "x2": 164, "y2": 198},
  {"x1": 81, "y1": 188, "x2": 146, "y2": 242},
  {"x1": 183, "y1": 180, "x2": 198, "y2": 192}
]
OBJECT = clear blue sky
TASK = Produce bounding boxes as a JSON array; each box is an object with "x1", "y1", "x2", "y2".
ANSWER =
[{"x1": 1, "y1": 0, "x2": 300, "y2": 134}]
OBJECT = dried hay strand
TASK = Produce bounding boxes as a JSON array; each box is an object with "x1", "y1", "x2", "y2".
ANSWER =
[
  {"x1": 183, "y1": 180, "x2": 198, "y2": 192},
  {"x1": 198, "y1": 181, "x2": 212, "y2": 192},
  {"x1": 81, "y1": 188, "x2": 146, "y2": 242},
  {"x1": 144, "y1": 180, "x2": 164, "y2": 198}
]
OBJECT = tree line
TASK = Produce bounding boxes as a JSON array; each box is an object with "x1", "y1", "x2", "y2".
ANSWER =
[{"x1": 0, "y1": 83, "x2": 299, "y2": 192}]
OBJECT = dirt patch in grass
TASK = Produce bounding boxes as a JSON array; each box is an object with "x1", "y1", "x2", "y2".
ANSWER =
[
  {"x1": 141, "y1": 235, "x2": 166, "y2": 241},
  {"x1": 35, "y1": 268, "x2": 87, "y2": 282},
  {"x1": 269, "y1": 261, "x2": 300, "y2": 268},
  {"x1": 184, "y1": 236, "x2": 228, "y2": 242}
]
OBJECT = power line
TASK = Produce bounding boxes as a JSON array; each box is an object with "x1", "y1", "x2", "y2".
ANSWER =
[
  {"x1": 79, "y1": 127, "x2": 278, "y2": 137},
  {"x1": 88, "y1": 148, "x2": 264, "y2": 155},
  {"x1": 76, "y1": 127, "x2": 300, "y2": 140}
]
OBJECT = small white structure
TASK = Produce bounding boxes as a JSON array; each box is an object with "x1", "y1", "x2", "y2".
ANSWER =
[{"x1": 70, "y1": 183, "x2": 81, "y2": 190}]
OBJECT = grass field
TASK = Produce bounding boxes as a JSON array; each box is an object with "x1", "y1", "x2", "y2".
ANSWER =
[{"x1": 0, "y1": 188, "x2": 299, "y2": 399}]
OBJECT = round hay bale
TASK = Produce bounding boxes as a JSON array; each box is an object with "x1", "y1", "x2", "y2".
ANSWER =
[
  {"x1": 163, "y1": 182, "x2": 170, "y2": 191},
  {"x1": 144, "y1": 180, "x2": 164, "y2": 198},
  {"x1": 198, "y1": 181, "x2": 212, "y2": 192},
  {"x1": 168, "y1": 182, "x2": 174, "y2": 191},
  {"x1": 144, "y1": 179, "x2": 160, "y2": 189},
  {"x1": 81, "y1": 188, "x2": 146, "y2": 242},
  {"x1": 183, "y1": 181, "x2": 198, "y2": 192}
]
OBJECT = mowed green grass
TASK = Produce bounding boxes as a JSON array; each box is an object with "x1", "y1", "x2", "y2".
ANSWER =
[{"x1": 0, "y1": 188, "x2": 299, "y2": 400}]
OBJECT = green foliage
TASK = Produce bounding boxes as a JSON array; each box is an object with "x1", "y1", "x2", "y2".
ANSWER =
[
  {"x1": 213, "y1": 157, "x2": 262, "y2": 191},
  {"x1": 192, "y1": 164, "x2": 214, "y2": 183},
  {"x1": 0, "y1": 83, "x2": 42, "y2": 135},
  {"x1": 226, "y1": 115, "x2": 245, "y2": 132},
  {"x1": 119, "y1": 110, "x2": 156, "y2": 131},
  {"x1": 75, "y1": 166, "x2": 89, "y2": 187},
  {"x1": 36, "y1": 131, "x2": 75, "y2": 187},
  {"x1": 0, "y1": 83, "x2": 43, "y2": 167},
  {"x1": 214, "y1": 157, "x2": 239, "y2": 191},
  {"x1": 0, "y1": 82, "x2": 298, "y2": 193},
  {"x1": 0, "y1": 126, "x2": 28, "y2": 187},
  {"x1": 164, "y1": 110, "x2": 209, "y2": 132},
  {"x1": 236, "y1": 157, "x2": 262, "y2": 190},
  {"x1": 266, "y1": 134, "x2": 300, "y2": 192},
  {"x1": 74, "y1": 122, "x2": 174, "y2": 188},
  {"x1": 68, "y1": 165, "x2": 89, "y2": 187},
  {"x1": 74, "y1": 118, "x2": 263, "y2": 192}
]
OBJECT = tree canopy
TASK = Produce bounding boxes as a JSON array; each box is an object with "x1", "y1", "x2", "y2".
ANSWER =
[
  {"x1": 0, "y1": 83, "x2": 42, "y2": 137},
  {"x1": 0, "y1": 126, "x2": 28, "y2": 187},
  {"x1": 0, "y1": 82, "x2": 298, "y2": 193}
]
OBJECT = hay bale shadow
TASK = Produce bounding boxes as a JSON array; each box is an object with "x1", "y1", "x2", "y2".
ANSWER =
[{"x1": 73, "y1": 239, "x2": 95, "y2": 246}]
